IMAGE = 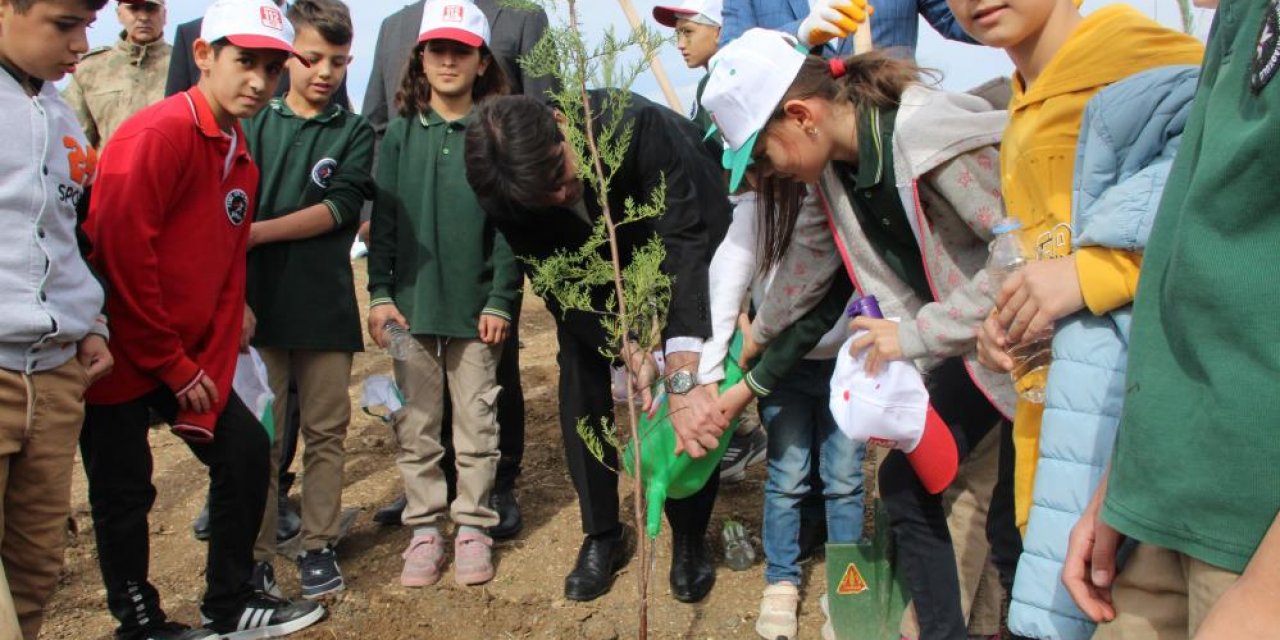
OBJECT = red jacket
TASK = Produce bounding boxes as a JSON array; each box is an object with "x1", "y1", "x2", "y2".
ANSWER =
[{"x1": 85, "y1": 89, "x2": 258, "y2": 442}]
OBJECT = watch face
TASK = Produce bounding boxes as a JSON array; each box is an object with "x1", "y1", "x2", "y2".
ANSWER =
[{"x1": 668, "y1": 370, "x2": 695, "y2": 394}]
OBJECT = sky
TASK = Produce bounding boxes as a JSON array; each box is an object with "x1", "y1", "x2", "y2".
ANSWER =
[{"x1": 83, "y1": 0, "x2": 1214, "y2": 111}]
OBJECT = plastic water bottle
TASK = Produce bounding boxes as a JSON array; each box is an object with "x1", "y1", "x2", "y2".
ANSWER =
[
  {"x1": 987, "y1": 219, "x2": 1052, "y2": 403},
  {"x1": 722, "y1": 519, "x2": 755, "y2": 571},
  {"x1": 383, "y1": 322, "x2": 423, "y2": 362}
]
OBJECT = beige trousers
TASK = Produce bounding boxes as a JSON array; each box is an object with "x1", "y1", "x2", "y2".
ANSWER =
[
  {"x1": 1093, "y1": 542, "x2": 1240, "y2": 640},
  {"x1": 0, "y1": 560, "x2": 20, "y2": 640},
  {"x1": 393, "y1": 337, "x2": 501, "y2": 529},
  {"x1": 254, "y1": 349, "x2": 354, "y2": 559},
  {"x1": 0, "y1": 358, "x2": 86, "y2": 640},
  {"x1": 901, "y1": 426, "x2": 1005, "y2": 638}
]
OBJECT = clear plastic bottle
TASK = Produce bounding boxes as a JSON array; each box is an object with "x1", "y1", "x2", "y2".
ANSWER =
[
  {"x1": 987, "y1": 219, "x2": 1052, "y2": 403},
  {"x1": 383, "y1": 322, "x2": 424, "y2": 362},
  {"x1": 721, "y1": 518, "x2": 755, "y2": 571}
]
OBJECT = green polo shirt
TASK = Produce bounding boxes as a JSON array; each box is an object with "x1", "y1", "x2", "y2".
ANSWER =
[
  {"x1": 838, "y1": 107, "x2": 931, "y2": 300},
  {"x1": 244, "y1": 98, "x2": 375, "y2": 352},
  {"x1": 367, "y1": 110, "x2": 519, "y2": 338},
  {"x1": 1103, "y1": 0, "x2": 1280, "y2": 574}
]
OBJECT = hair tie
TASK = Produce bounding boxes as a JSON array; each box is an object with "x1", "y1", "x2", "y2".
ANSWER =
[{"x1": 829, "y1": 58, "x2": 847, "y2": 79}]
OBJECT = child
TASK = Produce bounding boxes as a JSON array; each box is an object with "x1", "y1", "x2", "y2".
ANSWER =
[
  {"x1": 703, "y1": 29, "x2": 1024, "y2": 640},
  {"x1": 945, "y1": 0, "x2": 1202, "y2": 634},
  {"x1": 80, "y1": 0, "x2": 325, "y2": 637},
  {"x1": 0, "y1": 1, "x2": 112, "y2": 637},
  {"x1": 244, "y1": 0, "x2": 373, "y2": 600},
  {"x1": 366, "y1": 0, "x2": 517, "y2": 588}
]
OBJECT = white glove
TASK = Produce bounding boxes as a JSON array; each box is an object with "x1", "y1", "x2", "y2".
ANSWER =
[{"x1": 797, "y1": 0, "x2": 872, "y2": 48}]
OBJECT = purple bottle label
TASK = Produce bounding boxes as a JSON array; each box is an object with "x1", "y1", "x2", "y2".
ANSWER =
[{"x1": 845, "y1": 295, "x2": 883, "y2": 320}]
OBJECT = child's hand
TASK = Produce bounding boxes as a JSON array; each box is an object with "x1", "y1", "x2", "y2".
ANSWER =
[
  {"x1": 737, "y1": 316, "x2": 763, "y2": 369},
  {"x1": 76, "y1": 334, "x2": 113, "y2": 385},
  {"x1": 240, "y1": 305, "x2": 256, "y2": 353},
  {"x1": 179, "y1": 372, "x2": 219, "y2": 414},
  {"x1": 477, "y1": 314, "x2": 510, "y2": 345},
  {"x1": 717, "y1": 380, "x2": 755, "y2": 422},
  {"x1": 849, "y1": 316, "x2": 903, "y2": 376},
  {"x1": 997, "y1": 255, "x2": 1084, "y2": 344},
  {"x1": 368, "y1": 304, "x2": 408, "y2": 349},
  {"x1": 976, "y1": 310, "x2": 1013, "y2": 372}
]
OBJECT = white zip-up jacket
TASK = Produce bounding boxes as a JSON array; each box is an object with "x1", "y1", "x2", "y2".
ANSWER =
[{"x1": 0, "y1": 69, "x2": 107, "y2": 374}]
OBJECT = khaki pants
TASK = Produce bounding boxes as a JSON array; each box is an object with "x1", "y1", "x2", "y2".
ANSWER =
[
  {"x1": 1093, "y1": 542, "x2": 1240, "y2": 640},
  {"x1": 1, "y1": 560, "x2": 21, "y2": 640},
  {"x1": 393, "y1": 337, "x2": 500, "y2": 529},
  {"x1": 254, "y1": 349, "x2": 353, "y2": 559},
  {"x1": 0, "y1": 358, "x2": 86, "y2": 640},
  {"x1": 901, "y1": 426, "x2": 1005, "y2": 638}
]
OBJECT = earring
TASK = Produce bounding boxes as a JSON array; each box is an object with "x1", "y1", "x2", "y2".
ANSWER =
[{"x1": 805, "y1": 127, "x2": 819, "y2": 137}]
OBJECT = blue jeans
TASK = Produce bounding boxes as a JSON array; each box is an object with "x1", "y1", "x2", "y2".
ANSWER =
[{"x1": 759, "y1": 358, "x2": 865, "y2": 585}]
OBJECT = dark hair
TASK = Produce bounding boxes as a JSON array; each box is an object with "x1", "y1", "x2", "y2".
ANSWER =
[
  {"x1": 755, "y1": 50, "x2": 932, "y2": 268},
  {"x1": 287, "y1": 0, "x2": 353, "y2": 47},
  {"x1": 464, "y1": 94, "x2": 566, "y2": 215},
  {"x1": 12, "y1": 0, "x2": 106, "y2": 13},
  {"x1": 394, "y1": 41, "x2": 510, "y2": 118}
]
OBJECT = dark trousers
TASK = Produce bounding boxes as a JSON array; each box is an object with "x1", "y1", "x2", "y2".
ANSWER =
[
  {"x1": 440, "y1": 302, "x2": 526, "y2": 496},
  {"x1": 555, "y1": 309, "x2": 719, "y2": 538},
  {"x1": 81, "y1": 388, "x2": 269, "y2": 633},
  {"x1": 880, "y1": 359, "x2": 1023, "y2": 640}
]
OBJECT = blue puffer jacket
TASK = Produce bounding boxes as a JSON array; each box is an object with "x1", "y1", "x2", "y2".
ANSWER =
[{"x1": 1007, "y1": 64, "x2": 1201, "y2": 640}]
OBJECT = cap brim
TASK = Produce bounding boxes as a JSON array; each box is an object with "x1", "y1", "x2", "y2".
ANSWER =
[
  {"x1": 225, "y1": 34, "x2": 310, "y2": 67},
  {"x1": 722, "y1": 129, "x2": 759, "y2": 193},
  {"x1": 905, "y1": 406, "x2": 958, "y2": 494},
  {"x1": 652, "y1": 6, "x2": 697, "y2": 27},
  {"x1": 418, "y1": 28, "x2": 485, "y2": 48}
]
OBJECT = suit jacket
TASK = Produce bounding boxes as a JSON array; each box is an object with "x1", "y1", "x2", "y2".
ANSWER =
[
  {"x1": 720, "y1": 0, "x2": 974, "y2": 55},
  {"x1": 478, "y1": 91, "x2": 731, "y2": 342},
  {"x1": 361, "y1": 0, "x2": 555, "y2": 135},
  {"x1": 164, "y1": 18, "x2": 351, "y2": 107}
]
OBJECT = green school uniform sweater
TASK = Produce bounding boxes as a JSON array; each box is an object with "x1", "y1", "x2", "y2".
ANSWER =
[
  {"x1": 244, "y1": 98, "x2": 374, "y2": 352},
  {"x1": 1103, "y1": 0, "x2": 1280, "y2": 574},
  {"x1": 367, "y1": 109, "x2": 520, "y2": 338}
]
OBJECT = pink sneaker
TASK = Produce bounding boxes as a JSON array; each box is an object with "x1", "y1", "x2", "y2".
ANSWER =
[
  {"x1": 454, "y1": 530, "x2": 495, "y2": 586},
  {"x1": 401, "y1": 533, "x2": 446, "y2": 587}
]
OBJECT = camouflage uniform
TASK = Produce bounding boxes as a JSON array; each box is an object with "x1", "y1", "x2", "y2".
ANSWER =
[{"x1": 62, "y1": 35, "x2": 171, "y2": 149}]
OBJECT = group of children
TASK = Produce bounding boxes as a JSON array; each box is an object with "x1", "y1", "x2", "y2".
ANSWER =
[{"x1": 1, "y1": 0, "x2": 1276, "y2": 638}]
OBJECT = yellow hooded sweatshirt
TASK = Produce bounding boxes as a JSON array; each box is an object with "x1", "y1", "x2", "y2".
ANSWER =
[{"x1": 1001, "y1": 4, "x2": 1203, "y2": 530}]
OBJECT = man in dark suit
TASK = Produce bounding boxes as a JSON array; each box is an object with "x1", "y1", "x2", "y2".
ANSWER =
[
  {"x1": 464, "y1": 92, "x2": 732, "y2": 603},
  {"x1": 164, "y1": 2, "x2": 350, "y2": 106},
  {"x1": 363, "y1": 0, "x2": 554, "y2": 541}
]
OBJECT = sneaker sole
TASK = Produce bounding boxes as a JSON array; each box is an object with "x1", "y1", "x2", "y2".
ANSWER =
[
  {"x1": 217, "y1": 605, "x2": 326, "y2": 640},
  {"x1": 301, "y1": 578, "x2": 345, "y2": 601},
  {"x1": 400, "y1": 572, "x2": 443, "y2": 587}
]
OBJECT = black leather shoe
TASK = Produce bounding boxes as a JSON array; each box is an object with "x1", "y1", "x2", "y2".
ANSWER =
[
  {"x1": 276, "y1": 496, "x2": 301, "y2": 543},
  {"x1": 669, "y1": 529, "x2": 715, "y2": 603},
  {"x1": 564, "y1": 531, "x2": 630, "y2": 601},
  {"x1": 373, "y1": 494, "x2": 407, "y2": 526},
  {"x1": 490, "y1": 490, "x2": 523, "y2": 540},
  {"x1": 192, "y1": 499, "x2": 211, "y2": 541}
]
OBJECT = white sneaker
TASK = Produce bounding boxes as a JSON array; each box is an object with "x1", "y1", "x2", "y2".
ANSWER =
[
  {"x1": 349, "y1": 238, "x2": 368, "y2": 260},
  {"x1": 755, "y1": 582, "x2": 799, "y2": 640}
]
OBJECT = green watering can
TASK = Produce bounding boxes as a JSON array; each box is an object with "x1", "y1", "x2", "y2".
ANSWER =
[{"x1": 623, "y1": 332, "x2": 745, "y2": 538}]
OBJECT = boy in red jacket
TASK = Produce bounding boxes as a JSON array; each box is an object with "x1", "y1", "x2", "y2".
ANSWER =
[{"x1": 80, "y1": 0, "x2": 326, "y2": 638}]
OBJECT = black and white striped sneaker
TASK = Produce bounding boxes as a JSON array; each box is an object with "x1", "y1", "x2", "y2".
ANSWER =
[
  {"x1": 202, "y1": 594, "x2": 324, "y2": 639},
  {"x1": 250, "y1": 561, "x2": 283, "y2": 598}
]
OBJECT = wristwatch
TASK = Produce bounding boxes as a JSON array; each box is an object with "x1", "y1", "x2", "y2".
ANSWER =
[{"x1": 666, "y1": 370, "x2": 696, "y2": 395}]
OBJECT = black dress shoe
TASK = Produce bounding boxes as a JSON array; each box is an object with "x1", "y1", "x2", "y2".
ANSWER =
[
  {"x1": 490, "y1": 489, "x2": 523, "y2": 540},
  {"x1": 276, "y1": 497, "x2": 301, "y2": 543},
  {"x1": 373, "y1": 494, "x2": 407, "y2": 526},
  {"x1": 669, "y1": 529, "x2": 715, "y2": 603},
  {"x1": 192, "y1": 499, "x2": 211, "y2": 541},
  {"x1": 564, "y1": 531, "x2": 630, "y2": 601}
]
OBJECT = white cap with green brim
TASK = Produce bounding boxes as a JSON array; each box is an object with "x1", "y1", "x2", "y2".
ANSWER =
[{"x1": 701, "y1": 28, "x2": 808, "y2": 192}]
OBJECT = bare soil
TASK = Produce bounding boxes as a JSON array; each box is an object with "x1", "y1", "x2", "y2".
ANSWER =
[{"x1": 39, "y1": 261, "x2": 833, "y2": 640}]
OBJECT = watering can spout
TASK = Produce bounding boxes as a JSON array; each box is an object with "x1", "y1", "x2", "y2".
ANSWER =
[{"x1": 646, "y1": 481, "x2": 668, "y2": 539}]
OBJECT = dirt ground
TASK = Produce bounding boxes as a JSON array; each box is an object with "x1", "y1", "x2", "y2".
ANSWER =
[{"x1": 39, "y1": 260, "x2": 835, "y2": 640}]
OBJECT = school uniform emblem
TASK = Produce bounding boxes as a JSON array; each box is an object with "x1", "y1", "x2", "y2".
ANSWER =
[
  {"x1": 1252, "y1": 0, "x2": 1280, "y2": 92},
  {"x1": 225, "y1": 189, "x2": 249, "y2": 226},
  {"x1": 311, "y1": 158, "x2": 338, "y2": 188}
]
